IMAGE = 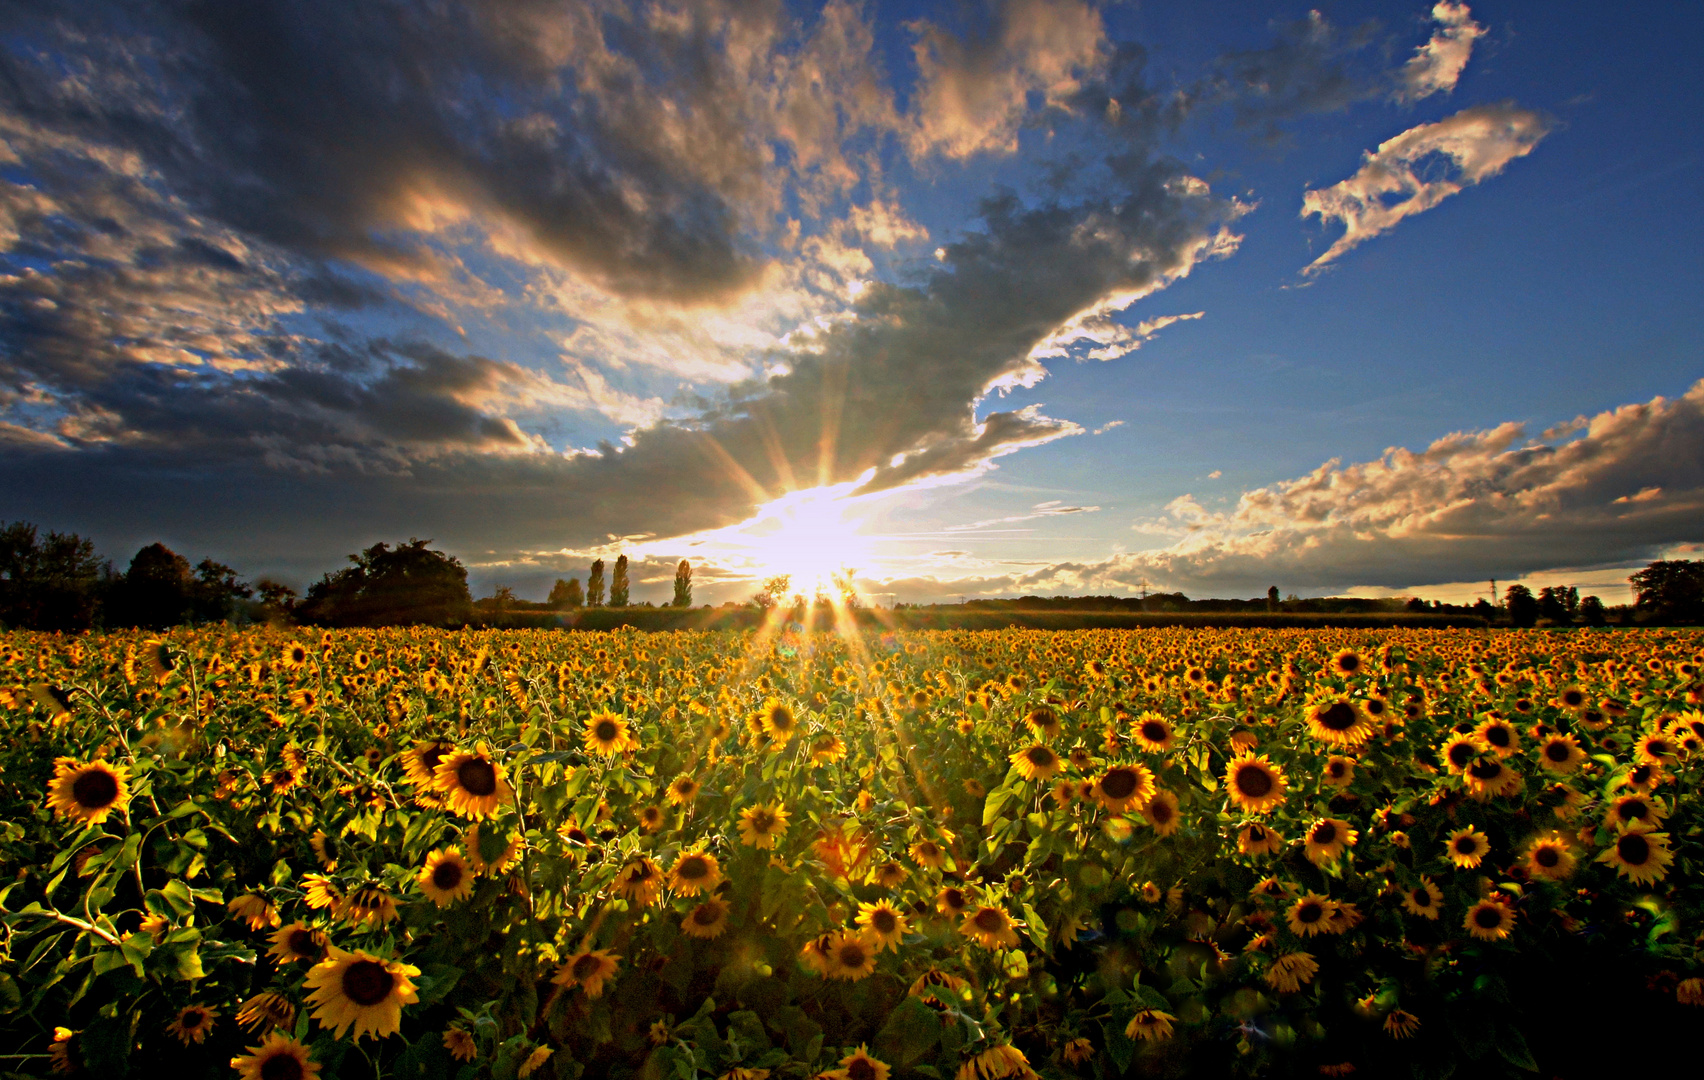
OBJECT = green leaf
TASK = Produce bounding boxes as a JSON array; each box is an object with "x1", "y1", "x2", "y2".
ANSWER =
[
  {"x1": 873, "y1": 995, "x2": 940, "y2": 1066},
  {"x1": 415, "y1": 964, "x2": 464, "y2": 1008},
  {"x1": 1495, "y1": 1024, "x2": 1538, "y2": 1071}
]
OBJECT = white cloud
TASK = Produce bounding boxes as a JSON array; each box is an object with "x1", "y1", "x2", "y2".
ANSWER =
[
  {"x1": 1394, "y1": 2, "x2": 1486, "y2": 104},
  {"x1": 1029, "y1": 301, "x2": 1207, "y2": 363},
  {"x1": 1301, "y1": 102, "x2": 1551, "y2": 273}
]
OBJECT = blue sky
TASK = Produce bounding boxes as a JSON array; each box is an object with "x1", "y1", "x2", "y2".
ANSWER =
[{"x1": 1, "y1": 1, "x2": 1699, "y2": 605}]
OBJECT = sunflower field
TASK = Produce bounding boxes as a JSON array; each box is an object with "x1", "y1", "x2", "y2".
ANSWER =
[{"x1": 2, "y1": 625, "x2": 1703, "y2": 1080}]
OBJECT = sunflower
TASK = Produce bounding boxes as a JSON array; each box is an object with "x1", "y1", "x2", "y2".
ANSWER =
[
  {"x1": 1024, "y1": 706, "x2": 1064, "y2": 739},
  {"x1": 1401, "y1": 878, "x2": 1443, "y2": 919},
  {"x1": 1009, "y1": 743, "x2": 1063, "y2": 781},
  {"x1": 1463, "y1": 758, "x2": 1522, "y2": 801},
  {"x1": 464, "y1": 825, "x2": 522, "y2": 876},
  {"x1": 1438, "y1": 733, "x2": 1485, "y2": 774},
  {"x1": 1596, "y1": 827, "x2": 1674, "y2": 885},
  {"x1": 612, "y1": 856, "x2": 663, "y2": 906},
  {"x1": 432, "y1": 744, "x2": 513, "y2": 820},
  {"x1": 666, "y1": 774, "x2": 702, "y2": 804},
  {"x1": 824, "y1": 931, "x2": 880, "y2": 980},
  {"x1": 417, "y1": 848, "x2": 474, "y2": 907},
  {"x1": 910, "y1": 968, "x2": 970, "y2": 1004},
  {"x1": 552, "y1": 947, "x2": 621, "y2": 997},
  {"x1": 584, "y1": 713, "x2": 639, "y2": 757},
  {"x1": 1286, "y1": 892, "x2": 1338, "y2": 937},
  {"x1": 165, "y1": 1003, "x2": 218, "y2": 1045},
  {"x1": 832, "y1": 1045, "x2": 892, "y2": 1080},
  {"x1": 681, "y1": 899, "x2": 730, "y2": 939},
  {"x1": 961, "y1": 905, "x2": 1021, "y2": 949},
  {"x1": 301, "y1": 874, "x2": 342, "y2": 911},
  {"x1": 799, "y1": 934, "x2": 835, "y2": 976},
  {"x1": 668, "y1": 850, "x2": 723, "y2": 896},
  {"x1": 1237, "y1": 822, "x2": 1284, "y2": 856},
  {"x1": 229, "y1": 893, "x2": 281, "y2": 930},
  {"x1": 909, "y1": 839, "x2": 947, "y2": 869},
  {"x1": 1634, "y1": 731, "x2": 1680, "y2": 767},
  {"x1": 1330, "y1": 649, "x2": 1365, "y2": 677},
  {"x1": 1322, "y1": 756, "x2": 1355, "y2": 788},
  {"x1": 1224, "y1": 753, "x2": 1287, "y2": 814},
  {"x1": 1444, "y1": 827, "x2": 1490, "y2": 869},
  {"x1": 304, "y1": 948, "x2": 420, "y2": 1040},
  {"x1": 737, "y1": 804, "x2": 789, "y2": 849},
  {"x1": 936, "y1": 885, "x2": 972, "y2": 918},
  {"x1": 1383, "y1": 1010, "x2": 1421, "y2": 1039},
  {"x1": 280, "y1": 641, "x2": 310, "y2": 669},
  {"x1": 230, "y1": 1032, "x2": 321, "y2": 1080},
  {"x1": 1131, "y1": 712, "x2": 1176, "y2": 753},
  {"x1": 45, "y1": 758, "x2": 130, "y2": 825},
  {"x1": 1305, "y1": 699, "x2": 1374, "y2": 748},
  {"x1": 235, "y1": 992, "x2": 296, "y2": 1034},
  {"x1": 1605, "y1": 793, "x2": 1667, "y2": 831},
  {"x1": 1537, "y1": 733, "x2": 1586, "y2": 775},
  {"x1": 1524, "y1": 835, "x2": 1576, "y2": 881},
  {"x1": 268, "y1": 922, "x2": 327, "y2": 965},
  {"x1": 1141, "y1": 789, "x2": 1182, "y2": 836},
  {"x1": 1090, "y1": 763, "x2": 1156, "y2": 813},
  {"x1": 1473, "y1": 717, "x2": 1520, "y2": 758},
  {"x1": 402, "y1": 740, "x2": 456, "y2": 787},
  {"x1": 338, "y1": 885, "x2": 398, "y2": 929},
  {"x1": 1264, "y1": 951, "x2": 1319, "y2": 993},
  {"x1": 1463, "y1": 899, "x2": 1514, "y2": 942},
  {"x1": 1125, "y1": 1008, "x2": 1177, "y2": 1042},
  {"x1": 443, "y1": 1026, "x2": 477, "y2": 1062},
  {"x1": 856, "y1": 901, "x2": 910, "y2": 952},
  {"x1": 1062, "y1": 1038, "x2": 1095, "y2": 1066},
  {"x1": 757, "y1": 699, "x2": 799, "y2": 746},
  {"x1": 1303, "y1": 818, "x2": 1357, "y2": 866},
  {"x1": 807, "y1": 733, "x2": 848, "y2": 764},
  {"x1": 868, "y1": 858, "x2": 909, "y2": 889}
]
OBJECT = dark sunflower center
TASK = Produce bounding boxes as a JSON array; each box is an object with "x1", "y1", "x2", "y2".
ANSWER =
[
  {"x1": 1448, "y1": 742, "x2": 1477, "y2": 767},
  {"x1": 873, "y1": 910, "x2": 897, "y2": 934},
  {"x1": 1619, "y1": 802, "x2": 1648, "y2": 821},
  {"x1": 692, "y1": 904, "x2": 721, "y2": 926},
  {"x1": 182, "y1": 1009, "x2": 205, "y2": 1028},
  {"x1": 1647, "y1": 739, "x2": 1674, "y2": 757},
  {"x1": 1455, "y1": 837, "x2": 1477, "y2": 853},
  {"x1": 288, "y1": 929, "x2": 319, "y2": 955},
  {"x1": 1101, "y1": 769, "x2": 1138, "y2": 800},
  {"x1": 974, "y1": 908, "x2": 1005, "y2": 932},
  {"x1": 341, "y1": 960, "x2": 396, "y2": 1006},
  {"x1": 1027, "y1": 747, "x2": 1055, "y2": 766},
  {"x1": 1338, "y1": 655, "x2": 1361, "y2": 673},
  {"x1": 1150, "y1": 800, "x2": 1173, "y2": 824},
  {"x1": 1468, "y1": 761, "x2": 1503, "y2": 781},
  {"x1": 943, "y1": 888, "x2": 965, "y2": 909},
  {"x1": 1617, "y1": 833, "x2": 1651, "y2": 864},
  {"x1": 627, "y1": 861, "x2": 653, "y2": 881},
  {"x1": 1486, "y1": 726, "x2": 1511, "y2": 747},
  {"x1": 1235, "y1": 764, "x2": 1273, "y2": 797},
  {"x1": 72, "y1": 768, "x2": 119, "y2": 809},
  {"x1": 1473, "y1": 906, "x2": 1503, "y2": 929},
  {"x1": 1411, "y1": 889, "x2": 1431, "y2": 907},
  {"x1": 1318, "y1": 703, "x2": 1357, "y2": 731},
  {"x1": 1248, "y1": 825, "x2": 1267, "y2": 841},
  {"x1": 572, "y1": 954, "x2": 602, "y2": 979},
  {"x1": 1629, "y1": 765, "x2": 1653, "y2": 785},
  {"x1": 1545, "y1": 742, "x2": 1571, "y2": 762},
  {"x1": 1297, "y1": 902, "x2": 1323, "y2": 923},
  {"x1": 1365, "y1": 699, "x2": 1386, "y2": 716},
  {"x1": 1563, "y1": 690, "x2": 1584, "y2": 706},
  {"x1": 456, "y1": 759, "x2": 498, "y2": 797},
  {"x1": 1141, "y1": 722, "x2": 1168, "y2": 743},
  {"x1": 769, "y1": 707, "x2": 794, "y2": 730},
  {"x1": 432, "y1": 862, "x2": 464, "y2": 890},
  {"x1": 678, "y1": 857, "x2": 709, "y2": 880},
  {"x1": 260, "y1": 1053, "x2": 305, "y2": 1080},
  {"x1": 751, "y1": 811, "x2": 775, "y2": 832},
  {"x1": 1313, "y1": 823, "x2": 1337, "y2": 845},
  {"x1": 838, "y1": 942, "x2": 867, "y2": 967},
  {"x1": 1534, "y1": 847, "x2": 1559, "y2": 868},
  {"x1": 1328, "y1": 762, "x2": 1347, "y2": 777},
  {"x1": 848, "y1": 1059, "x2": 878, "y2": 1080}
]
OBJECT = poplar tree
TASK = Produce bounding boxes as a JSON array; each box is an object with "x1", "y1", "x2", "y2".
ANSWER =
[
  {"x1": 610, "y1": 554, "x2": 630, "y2": 607},
  {"x1": 587, "y1": 559, "x2": 605, "y2": 606},
  {"x1": 673, "y1": 560, "x2": 693, "y2": 607}
]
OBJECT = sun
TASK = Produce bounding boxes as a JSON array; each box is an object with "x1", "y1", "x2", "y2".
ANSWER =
[{"x1": 737, "y1": 486, "x2": 871, "y2": 598}]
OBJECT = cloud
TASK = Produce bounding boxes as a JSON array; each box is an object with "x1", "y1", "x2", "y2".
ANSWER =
[
  {"x1": 1395, "y1": 3, "x2": 1486, "y2": 104},
  {"x1": 1092, "y1": 420, "x2": 1125, "y2": 435},
  {"x1": 1096, "y1": 380, "x2": 1704, "y2": 594},
  {"x1": 1029, "y1": 305, "x2": 1206, "y2": 364},
  {"x1": 906, "y1": 0, "x2": 1108, "y2": 159},
  {"x1": 943, "y1": 502, "x2": 1102, "y2": 533},
  {"x1": 1301, "y1": 103, "x2": 1552, "y2": 273}
]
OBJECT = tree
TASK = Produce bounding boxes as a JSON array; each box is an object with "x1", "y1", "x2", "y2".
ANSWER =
[
  {"x1": 672, "y1": 560, "x2": 693, "y2": 607},
  {"x1": 587, "y1": 559, "x2": 605, "y2": 606},
  {"x1": 1579, "y1": 595, "x2": 1607, "y2": 627},
  {"x1": 548, "y1": 578, "x2": 584, "y2": 609},
  {"x1": 0, "y1": 521, "x2": 103, "y2": 630},
  {"x1": 254, "y1": 578, "x2": 298, "y2": 621},
  {"x1": 752, "y1": 574, "x2": 791, "y2": 611},
  {"x1": 107, "y1": 543, "x2": 195, "y2": 629},
  {"x1": 1266, "y1": 585, "x2": 1279, "y2": 612},
  {"x1": 610, "y1": 555, "x2": 630, "y2": 607},
  {"x1": 1504, "y1": 584, "x2": 1539, "y2": 628},
  {"x1": 189, "y1": 558, "x2": 252, "y2": 623},
  {"x1": 297, "y1": 539, "x2": 473, "y2": 626},
  {"x1": 832, "y1": 568, "x2": 860, "y2": 609},
  {"x1": 1629, "y1": 560, "x2": 1704, "y2": 622},
  {"x1": 1536, "y1": 586, "x2": 1571, "y2": 624}
]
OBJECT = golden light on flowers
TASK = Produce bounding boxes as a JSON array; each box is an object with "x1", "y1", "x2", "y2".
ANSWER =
[
  {"x1": 518, "y1": 1046, "x2": 553, "y2": 1078},
  {"x1": 552, "y1": 947, "x2": 621, "y2": 997},
  {"x1": 737, "y1": 803, "x2": 789, "y2": 848},
  {"x1": 1303, "y1": 818, "x2": 1357, "y2": 866},
  {"x1": 1444, "y1": 827, "x2": 1490, "y2": 869},
  {"x1": 584, "y1": 712, "x2": 639, "y2": 756},
  {"x1": 1090, "y1": 763, "x2": 1155, "y2": 813},
  {"x1": 164, "y1": 1003, "x2": 217, "y2": 1045},
  {"x1": 833, "y1": 1045, "x2": 892, "y2": 1080},
  {"x1": 1009, "y1": 743, "x2": 1063, "y2": 781},
  {"x1": 417, "y1": 848, "x2": 474, "y2": 906},
  {"x1": 666, "y1": 774, "x2": 702, "y2": 804},
  {"x1": 1224, "y1": 753, "x2": 1286, "y2": 814},
  {"x1": 1595, "y1": 827, "x2": 1674, "y2": 885},
  {"x1": 304, "y1": 947, "x2": 420, "y2": 1040},
  {"x1": 1463, "y1": 758, "x2": 1522, "y2": 801},
  {"x1": 1524, "y1": 835, "x2": 1576, "y2": 881},
  {"x1": 432, "y1": 744, "x2": 514, "y2": 820},
  {"x1": 1237, "y1": 822, "x2": 1283, "y2": 856},
  {"x1": 230, "y1": 1031, "x2": 320, "y2": 1080},
  {"x1": 268, "y1": 922, "x2": 327, "y2": 965},
  {"x1": 1322, "y1": 755, "x2": 1355, "y2": 787},
  {"x1": 1024, "y1": 706, "x2": 1064, "y2": 740},
  {"x1": 1439, "y1": 732, "x2": 1485, "y2": 774},
  {"x1": 1401, "y1": 877, "x2": 1443, "y2": 919},
  {"x1": 1473, "y1": 717, "x2": 1520, "y2": 757},
  {"x1": 1605, "y1": 793, "x2": 1666, "y2": 832},
  {"x1": 961, "y1": 905, "x2": 1021, "y2": 949},
  {"x1": 1383, "y1": 1010, "x2": 1421, "y2": 1039},
  {"x1": 1141, "y1": 788, "x2": 1182, "y2": 835},
  {"x1": 681, "y1": 899, "x2": 730, "y2": 939},
  {"x1": 1463, "y1": 899, "x2": 1515, "y2": 942},
  {"x1": 45, "y1": 757, "x2": 129, "y2": 824},
  {"x1": 825, "y1": 931, "x2": 879, "y2": 981},
  {"x1": 1537, "y1": 733, "x2": 1586, "y2": 774},
  {"x1": 235, "y1": 992, "x2": 295, "y2": 1035},
  {"x1": 612, "y1": 856, "x2": 663, "y2": 906},
  {"x1": 443, "y1": 1027, "x2": 477, "y2": 1062},
  {"x1": 1125, "y1": 1008, "x2": 1177, "y2": 1042},
  {"x1": 402, "y1": 740, "x2": 456, "y2": 787},
  {"x1": 1132, "y1": 712, "x2": 1176, "y2": 753},
  {"x1": 668, "y1": 850, "x2": 723, "y2": 896},
  {"x1": 1286, "y1": 892, "x2": 1338, "y2": 937},
  {"x1": 1265, "y1": 951, "x2": 1319, "y2": 993},
  {"x1": 228, "y1": 893, "x2": 281, "y2": 931},
  {"x1": 1305, "y1": 698, "x2": 1374, "y2": 748},
  {"x1": 758, "y1": 698, "x2": 799, "y2": 745}
]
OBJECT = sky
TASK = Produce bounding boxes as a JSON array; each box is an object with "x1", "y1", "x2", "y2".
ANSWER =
[{"x1": 1, "y1": 0, "x2": 1700, "y2": 607}]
